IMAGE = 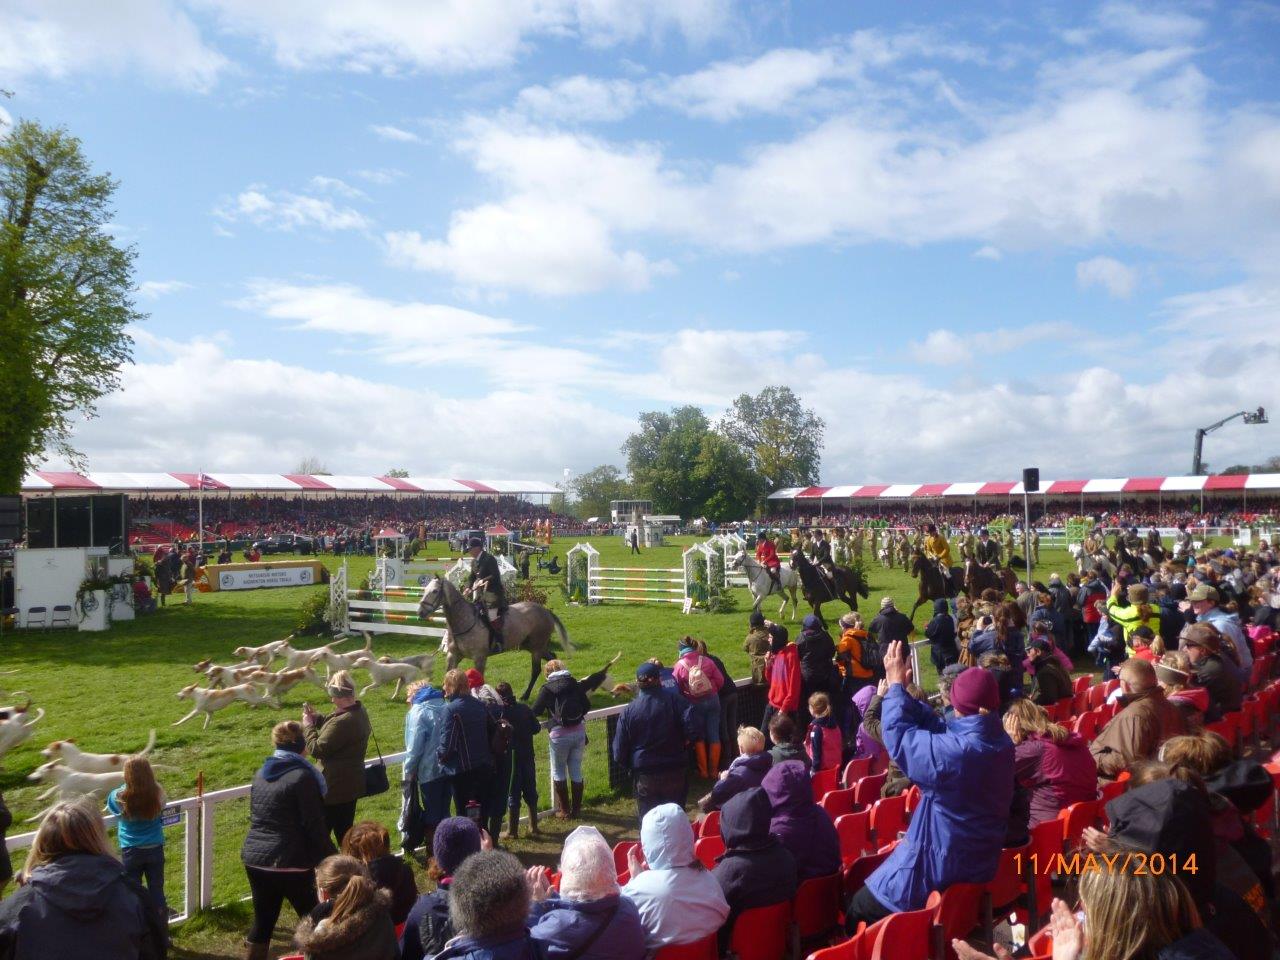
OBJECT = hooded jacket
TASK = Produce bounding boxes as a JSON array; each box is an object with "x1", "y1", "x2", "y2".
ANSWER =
[
  {"x1": 305, "y1": 701, "x2": 372, "y2": 805},
  {"x1": 851, "y1": 685, "x2": 887, "y2": 764},
  {"x1": 242, "y1": 754, "x2": 336, "y2": 869},
  {"x1": 402, "y1": 883, "x2": 451, "y2": 960},
  {"x1": 711, "y1": 787, "x2": 798, "y2": 946},
  {"x1": 766, "y1": 644, "x2": 802, "y2": 713},
  {"x1": 612, "y1": 686, "x2": 693, "y2": 774},
  {"x1": 672, "y1": 650, "x2": 725, "y2": 702},
  {"x1": 924, "y1": 601, "x2": 958, "y2": 659},
  {"x1": 294, "y1": 888, "x2": 398, "y2": 960},
  {"x1": 0, "y1": 853, "x2": 166, "y2": 960},
  {"x1": 438, "y1": 693, "x2": 495, "y2": 776},
  {"x1": 1089, "y1": 686, "x2": 1187, "y2": 779},
  {"x1": 761, "y1": 760, "x2": 841, "y2": 881},
  {"x1": 1155, "y1": 929, "x2": 1236, "y2": 960},
  {"x1": 1027, "y1": 656, "x2": 1072, "y2": 707},
  {"x1": 433, "y1": 930, "x2": 548, "y2": 960},
  {"x1": 621, "y1": 804, "x2": 729, "y2": 955},
  {"x1": 527, "y1": 892, "x2": 645, "y2": 960},
  {"x1": 707, "y1": 751, "x2": 772, "y2": 811},
  {"x1": 796, "y1": 620, "x2": 837, "y2": 686},
  {"x1": 866, "y1": 685, "x2": 1014, "y2": 913},
  {"x1": 404, "y1": 687, "x2": 448, "y2": 784},
  {"x1": 531, "y1": 667, "x2": 609, "y2": 731},
  {"x1": 1013, "y1": 732, "x2": 1097, "y2": 826},
  {"x1": 1192, "y1": 654, "x2": 1242, "y2": 721}
]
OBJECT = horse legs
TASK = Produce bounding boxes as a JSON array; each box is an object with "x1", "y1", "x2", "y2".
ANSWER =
[{"x1": 521, "y1": 650, "x2": 540, "y2": 702}]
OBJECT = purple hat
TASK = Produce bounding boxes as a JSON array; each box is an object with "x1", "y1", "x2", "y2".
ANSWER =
[
  {"x1": 950, "y1": 667, "x2": 999, "y2": 716},
  {"x1": 432, "y1": 816, "x2": 482, "y2": 875}
]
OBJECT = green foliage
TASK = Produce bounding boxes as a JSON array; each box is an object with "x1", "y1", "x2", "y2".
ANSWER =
[
  {"x1": 566, "y1": 551, "x2": 589, "y2": 603},
  {"x1": 516, "y1": 578, "x2": 549, "y2": 606},
  {"x1": 385, "y1": 467, "x2": 410, "y2": 478},
  {"x1": 0, "y1": 120, "x2": 142, "y2": 492},
  {"x1": 720, "y1": 386, "x2": 825, "y2": 495},
  {"x1": 294, "y1": 587, "x2": 331, "y2": 636},
  {"x1": 571, "y1": 464, "x2": 632, "y2": 520}
]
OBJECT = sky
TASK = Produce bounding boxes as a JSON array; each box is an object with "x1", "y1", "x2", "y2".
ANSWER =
[{"x1": 5, "y1": 0, "x2": 1280, "y2": 486}]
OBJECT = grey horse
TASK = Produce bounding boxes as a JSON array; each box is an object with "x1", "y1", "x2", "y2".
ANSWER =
[{"x1": 416, "y1": 575, "x2": 572, "y2": 700}]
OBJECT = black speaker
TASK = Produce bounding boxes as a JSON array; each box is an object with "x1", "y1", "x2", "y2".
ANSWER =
[
  {"x1": 1022, "y1": 468, "x2": 1040, "y2": 492},
  {"x1": 0, "y1": 496, "x2": 19, "y2": 542}
]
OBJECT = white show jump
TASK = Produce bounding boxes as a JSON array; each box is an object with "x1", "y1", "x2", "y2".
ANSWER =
[
  {"x1": 567, "y1": 543, "x2": 707, "y2": 608},
  {"x1": 329, "y1": 562, "x2": 449, "y2": 641}
]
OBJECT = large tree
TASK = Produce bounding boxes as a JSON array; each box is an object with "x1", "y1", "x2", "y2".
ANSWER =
[
  {"x1": 720, "y1": 386, "x2": 825, "y2": 493},
  {"x1": 0, "y1": 120, "x2": 141, "y2": 492},
  {"x1": 571, "y1": 464, "x2": 631, "y2": 520},
  {"x1": 623, "y1": 406, "x2": 763, "y2": 520}
]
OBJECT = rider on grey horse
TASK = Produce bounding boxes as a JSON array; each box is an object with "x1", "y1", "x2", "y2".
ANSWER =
[{"x1": 466, "y1": 536, "x2": 507, "y2": 653}]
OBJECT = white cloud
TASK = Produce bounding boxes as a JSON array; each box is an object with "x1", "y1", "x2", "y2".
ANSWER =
[
  {"x1": 516, "y1": 76, "x2": 640, "y2": 122},
  {"x1": 217, "y1": 185, "x2": 372, "y2": 232},
  {"x1": 973, "y1": 245, "x2": 1002, "y2": 260},
  {"x1": 197, "y1": 0, "x2": 733, "y2": 74},
  {"x1": 353, "y1": 167, "x2": 406, "y2": 185},
  {"x1": 1096, "y1": 1, "x2": 1207, "y2": 45},
  {"x1": 136, "y1": 280, "x2": 193, "y2": 299},
  {"x1": 908, "y1": 323, "x2": 1077, "y2": 366},
  {"x1": 0, "y1": 0, "x2": 226, "y2": 90},
  {"x1": 309, "y1": 175, "x2": 366, "y2": 198},
  {"x1": 369, "y1": 124, "x2": 422, "y2": 143},
  {"x1": 657, "y1": 47, "x2": 843, "y2": 121},
  {"x1": 1076, "y1": 256, "x2": 1138, "y2": 298}
]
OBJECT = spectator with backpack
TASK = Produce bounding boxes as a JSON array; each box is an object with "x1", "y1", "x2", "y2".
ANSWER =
[
  {"x1": 474, "y1": 683, "x2": 514, "y2": 846},
  {"x1": 436, "y1": 670, "x2": 496, "y2": 824},
  {"x1": 494, "y1": 682, "x2": 540, "y2": 841},
  {"x1": 672, "y1": 637, "x2": 726, "y2": 779},
  {"x1": 836, "y1": 612, "x2": 878, "y2": 702},
  {"x1": 531, "y1": 654, "x2": 621, "y2": 821}
]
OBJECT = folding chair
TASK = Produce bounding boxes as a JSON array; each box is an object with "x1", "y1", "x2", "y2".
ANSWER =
[
  {"x1": 821, "y1": 787, "x2": 858, "y2": 822},
  {"x1": 25, "y1": 606, "x2": 47, "y2": 630},
  {"x1": 694, "y1": 834, "x2": 724, "y2": 869},
  {"x1": 0, "y1": 607, "x2": 18, "y2": 636},
  {"x1": 613, "y1": 840, "x2": 639, "y2": 878},
  {"x1": 870, "y1": 793, "x2": 909, "y2": 847},
  {"x1": 727, "y1": 899, "x2": 793, "y2": 960},
  {"x1": 655, "y1": 933, "x2": 719, "y2": 960},
  {"x1": 1072, "y1": 710, "x2": 1100, "y2": 743},
  {"x1": 1098, "y1": 779, "x2": 1126, "y2": 806},
  {"x1": 842, "y1": 756, "x2": 872, "y2": 788},
  {"x1": 852, "y1": 772, "x2": 888, "y2": 807},
  {"x1": 1086, "y1": 684, "x2": 1107, "y2": 710},
  {"x1": 812, "y1": 767, "x2": 840, "y2": 803},
  {"x1": 869, "y1": 906, "x2": 935, "y2": 960},
  {"x1": 981, "y1": 841, "x2": 1031, "y2": 950},
  {"x1": 698, "y1": 810, "x2": 721, "y2": 839},
  {"x1": 1026, "y1": 819, "x2": 1063, "y2": 929},
  {"x1": 843, "y1": 849, "x2": 891, "y2": 900},
  {"x1": 904, "y1": 784, "x2": 922, "y2": 816},
  {"x1": 50, "y1": 605, "x2": 73, "y2": 629},
  {"x1": 1027, "y1": 927, "x2": 1054, "y2": 960},
  {"x1": 835, "y1": 810, "x2": 872, "y2": 866}
]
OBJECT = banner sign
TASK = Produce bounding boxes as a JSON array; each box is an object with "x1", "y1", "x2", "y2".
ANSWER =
[{"x1": 217, "y1": 566, "x2": 315, "y2": 591}]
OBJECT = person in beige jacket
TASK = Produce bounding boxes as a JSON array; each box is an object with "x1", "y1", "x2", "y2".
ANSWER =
[
  {"x1": 304, "y1": 670, "x2": 372, "y2": 847},
  {"x1": 1088, "y1": 659, "x2": 1186, "y2": 780}
]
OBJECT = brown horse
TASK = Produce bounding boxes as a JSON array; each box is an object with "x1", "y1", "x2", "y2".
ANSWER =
[
  {"x1": 908, "y1": 550, "x2": 964, "y2": 620},
  {"x1": 964, "y1": 559, "x2": 1019, "y2": 599},
  {"x1": 788, "y1": 550, "x2": 868, "y2": 625}
]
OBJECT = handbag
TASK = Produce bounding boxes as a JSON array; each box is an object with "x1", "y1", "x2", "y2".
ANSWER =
[{"x1": 364, "y1": 725, "x2": 389, "y2": 797}]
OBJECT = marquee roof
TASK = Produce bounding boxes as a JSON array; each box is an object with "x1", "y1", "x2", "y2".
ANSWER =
[
  {"x1": 767, "y1": 474, "x2": 1280, "y2": 499},
  {"x1": 21, "y1": 471, "x2": 560, "y2": 495}
]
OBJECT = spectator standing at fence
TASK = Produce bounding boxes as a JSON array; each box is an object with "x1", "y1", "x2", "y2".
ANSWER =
[
  {"x1": 304, "y1": 670, "x2": 372, "y2": 847},
  {"x1": 293, "y1": 854, "x2": 398, "y2": 960},
  {"x1": 845, "y1": 650, "x2": 1014, "y2": 931},
  {"x1": 695, "y1": 638, "x2": 739, "y2": 767},
  {"x1": 531, "y1": 654, "x2": 619, "y2": 821},
  {"x1": 0, "y1": 798, "x2": 167, "y2": 960},
  {"x1": 743, "y1": 612, "x2": 771, "y2": 686},
  {"x1": 612, "y1": 662, "x2": 694, "y2": 826},
  {"x1": 400, "y1": 817, "x2": 482, "y2": 960},
  {"x1": 436, "y1": 669, "x2": 496, "y2": 822},
  {"x1": 401, "y1": 681, "x2": 450, "y2": 859},
  {"x1": 762, "y1": 626, "x2": 800, "y2": 744},
  {"x1": 105, "y1": 757, "x2": 168, "y2": 933},
  {"x1": 923, "y1": 599, "x2": 958, "y2": 673},
  {"x1": 796, "y1": 615, "x2": 839, "y2": 730},
  {"x1": 241, "y1": 721, "x2": 336, "y2": 960},
  {"x1": 495, "y1": 681, "x2": 541, "y2": 840},
  {"x1": 672, "y1": 637, "x2": 725, "y2": 779},
  {"x1": 869, "y1": 597, "x2": 914, "y2": 649}
]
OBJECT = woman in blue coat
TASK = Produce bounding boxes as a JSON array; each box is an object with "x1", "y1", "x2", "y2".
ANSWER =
[{"x1": 846, "y1": 644, "x2": 1014, "y2": 931}]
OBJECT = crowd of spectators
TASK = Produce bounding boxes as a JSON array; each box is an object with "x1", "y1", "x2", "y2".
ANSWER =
[{"x1": 1, "y1": 541, "x2": 1279, "y2": 959}]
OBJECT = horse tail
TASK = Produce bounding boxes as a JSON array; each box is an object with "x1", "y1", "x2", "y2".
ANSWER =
[{"x1": 549, "y1": 610, "x2": 574, "y2": 654}]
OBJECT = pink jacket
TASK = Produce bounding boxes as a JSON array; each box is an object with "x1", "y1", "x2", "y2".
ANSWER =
[{"x1": 672, "y1": 651, "x2": 725, "y2": 701}]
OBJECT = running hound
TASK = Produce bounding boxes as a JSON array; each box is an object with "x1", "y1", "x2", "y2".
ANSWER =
[
  {"x1": 312, "y1": 637, "x2": 372, "y2": 677},
  {"x1": 0, "y1": 703, "x2": 44, "y2": 767},
  {"x1": 352, "y1": 656, "x2": 422, "y2": 700},
  {"x1": 193, "y1": 659, "x2": 266, "y2": 688},
  {"x1": 275, "y1": 638, "x2": 349, "y2": 671},
  {"x1": 173, "y1": 683, "x2": 280, "y2": 730},
  {"x1": 26, "y1": 761, "x2": 125, "y2": 820},
  {"x1": 42, "y1": 729, "x2": 156, "y2": 774},
  {"x1": 232, "y1": 639, "x2": 291, "y2": 666},
  {"x1": 248, "y1": 666, "x2": 324, "y2": 697}
]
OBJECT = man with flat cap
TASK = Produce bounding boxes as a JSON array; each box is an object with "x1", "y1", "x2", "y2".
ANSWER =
[{"x1": 612, "y1": 661, "x2": 695, "y2": 826}]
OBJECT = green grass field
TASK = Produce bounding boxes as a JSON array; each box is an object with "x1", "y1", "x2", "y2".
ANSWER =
[{"x1": 0, "y1": 534, "x2": 1119, "y2": 957}]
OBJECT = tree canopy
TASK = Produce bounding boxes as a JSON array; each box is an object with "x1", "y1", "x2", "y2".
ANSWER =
[
  {"x1": 0, "y1": 119, "x2": 141, "y2": 493},
  {"x1": 570, "y1": 464, "x2": 631, "y2": 520},
  {"x1": 720, "y1": 385, "x2": 824, "y2": 491}
]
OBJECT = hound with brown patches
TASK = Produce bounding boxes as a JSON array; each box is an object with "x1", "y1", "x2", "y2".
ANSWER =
[
  {"x1": 193, "y1": 659, "x2": 264, "y2": 688},
  {"x1": 351, "y1": 656, "x2": 422, "y2": 700},
  {"x1": 232, "y1": 639, "x2": 291, "y2": 666},
  {"x1": 173, "y1": 683, "x2": 280, "y2": 730},
  {"x1": 41, "y1": 729, "x2": 156, "y2": 774},
  {"x1": 248, "y1": 666, "x2": 324, "y2": 697}
]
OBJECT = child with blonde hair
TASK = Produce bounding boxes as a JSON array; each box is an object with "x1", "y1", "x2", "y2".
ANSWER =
[{"x1": 696, "y1": 726, "x2": 772, "y2": 814}]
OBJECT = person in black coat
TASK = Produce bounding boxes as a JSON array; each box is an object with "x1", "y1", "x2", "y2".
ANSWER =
[
  {"x1": 496, "y1": 682, "x2": 541, "y2": 839},
  {"x1": 710, "y1": 787, "x2": 798, "y2": 954},
  {"x1": 340, "y1": 820, "x2": 418, "y2": 927},
  {"x1": 923, "y1": 599, "x2": 958, "y2": 673},
  {"x1": 1027, "y1": 639, "x2": 1072, "y2": 707},
  {"x1": 796, "y1": 614, "x2": 838, "y2": 728},
  {"x1": 241, "y1": 721, "x2": 337, "y2": 957}
]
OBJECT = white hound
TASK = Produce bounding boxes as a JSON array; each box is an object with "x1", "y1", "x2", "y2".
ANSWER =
[
  {"x1": 312, "y1": 637, "x2": 372, "y2": 677},
  {"x1": 275, "y1": 638, "x2": 349, "y2": 672},
  {"x1": 173, "y1": 683, "x2": 280, "y2": 730},
  {"x1": 42, "y1": 729, "x2": 156, "y2": 774},
  {"x1": 232, "y1": 639, "x2": 291, "y2": 666},
  {"x1": 27, "y1": 761, "x2": 126, "y2": 820},
  {"x1": 352, "y1": 656, "x2": 422, "y2": 700},
  {"x1": 248, "y1": 666, "x2": 324, "y2": 697},
  {"x1": 0, "y1": 705, "x2": 44, "y2": 768},
  {"x1": 194, "y1": 659, "x2": 265, "y2": 688}
]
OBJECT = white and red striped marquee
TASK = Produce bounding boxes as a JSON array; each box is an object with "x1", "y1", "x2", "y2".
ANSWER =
[
  {"x1": 20, "y1": 471, "x2": 560, "y2": 495},
  {"x1": 768, "y1": 474, "x2": 1280, "y2": 500}
]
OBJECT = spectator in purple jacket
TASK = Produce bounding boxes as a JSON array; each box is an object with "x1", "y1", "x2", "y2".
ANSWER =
[
  {"x1": 761, "y1": 760, "x2": 840, "y2": 881},
  {"x1": 697, "y1": 727, "x2": 771, "y2": 814},
  {"x1": 1003, "y1": 699, "x2": 1097, "y2": 827},
  {"x1": 851, "y1": 685, "x2": 886, "y2": 765}
]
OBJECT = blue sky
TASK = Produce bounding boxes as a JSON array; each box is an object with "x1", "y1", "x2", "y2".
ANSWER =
[{"x1": 5, "y1": 0, "x2": 1280, "y2": 484}]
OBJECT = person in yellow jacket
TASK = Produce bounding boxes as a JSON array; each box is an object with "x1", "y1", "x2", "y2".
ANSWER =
[
  {"x1": 922, "y1": 523, "x2": 952, "y2": 578},
  {"x1": 1105, "y1": 582, "x2": 1161, "y2": 650}
]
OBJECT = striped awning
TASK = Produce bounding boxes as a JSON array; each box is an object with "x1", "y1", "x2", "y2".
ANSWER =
[{"x1": 768, "y1": 473, "x2": 1275, "y2": 500}]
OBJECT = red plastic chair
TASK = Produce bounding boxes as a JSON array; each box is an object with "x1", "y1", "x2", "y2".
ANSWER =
[
  {"x1": 870, "y1": 793, "x2": 908, "y2": 846},
  {"x1": 1027, "y1": 819, "x2": 1063, "y2": 927},
  {"x1": 868, "y1": 749, "x2": 890, "y2": 776},
  {"x1": 806, "y1": 922, "x2": 872, "y2": 960},
  {"x1": 1071, "y1": 690, "x2": 1089, "y2": 716},
  {"x1": 1027, "y1": 927, "x2": 1053, "y2": 960},
  {"x1": 395, "y1": 922, "x2": 405, "y2": 940},
  {"x1": 843, "y1": 849, "x2": 891, "y2": 898},
  {"x1": 982, "y1": 841, "x2": 1031, "y2": 948},
  {"x1": 852, "y1": 772, "x2": 888, "y2": 806},
  {"x1": 654, "y1": 933, "x2": 719, "y2": 960},
  {"x1": 904, "y1": 784, "x2": 922, "y2": 815},
  {"x1": 927, "y1": 882, "x2": 983, "y2": 960},
  {"x1": 1059, "y1": 799, "x2": 1103, "y2": 851},
  {"x1": 1098, "y1": 778, "x2": 1126, "y2": 805},
  {"x1": 812, "y1": 766, "x2": 840, "y2": 803},
  {"x1": 1102, "y1": 678, "x2": 1120, "y2": 696},
  {"x1": 1073, "y1": 674, "x2": 1093, "y2": 694},
  {"x1": 1072, "y1": 710, "x2": 1099, "y2": 742},
  {"x1": 869, "y1": 906, "x2": 935, "y2": 960},
  {"x1": 835, "y1": 810, "x2": 872, "y2": 866},
  {"x1": 1086, "y1": 684, "x2": 1107, "y2": 710},
  {"x1": 694, "y1": 834, "x2": 725, "y2": 869},
  {"x1": 698, "y1": 810, "x2": 721, "y2": 839},
  {"x1": 794, "y1": 873, "x2": 844, "y2": 944},
  {"x1": 842, "y1": 756, "x2": 873, "y2": 787},
  {"x1": 821, "y1": 787, "x2": 859, "y2": 821},
  {"x1": 613, "y1": 840, "x2": 639, "y2": 878},
  {"x1": 727, "y1": 899, "x2": 793, "y2": 960}
]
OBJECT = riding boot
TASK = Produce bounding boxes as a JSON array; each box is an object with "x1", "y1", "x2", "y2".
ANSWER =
[
  {"x1": 709, "y1": 742, "x2": 722, "y2": 775},
  {"x1": 527, "y1": 801, "x2": 540, "y2": 835},
  {"x1": 552, "y1": 780, "x2": 570, "y2": 820},
  {"x1": 487, "y1": 814, "x2": 504, "y2": 848},
  {"x1": 570, "y1": 781, "x2": 584, "y2": 818},
  {"x1": 694, "y1": 742, "x2": 710, "y2": 779},
  {"x1": 506, "y1": 803, "x2": 521, "y2": 840}
]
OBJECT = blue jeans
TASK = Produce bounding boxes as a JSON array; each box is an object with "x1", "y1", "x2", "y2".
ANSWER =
[
  {"x1": 688, "y1": 696, "x2": 721, "y2": 744},
  {"x1": 549, "y1": 726, "x2": 587, "y2": 781},
  {"x1": 122, "y1": 844, "x2": 166, "y2": 920}
]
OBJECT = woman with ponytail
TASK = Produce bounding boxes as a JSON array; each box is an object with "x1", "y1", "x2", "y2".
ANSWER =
[{"x1": 294, "y1": 855, "x2": 397, "y2": 960}]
